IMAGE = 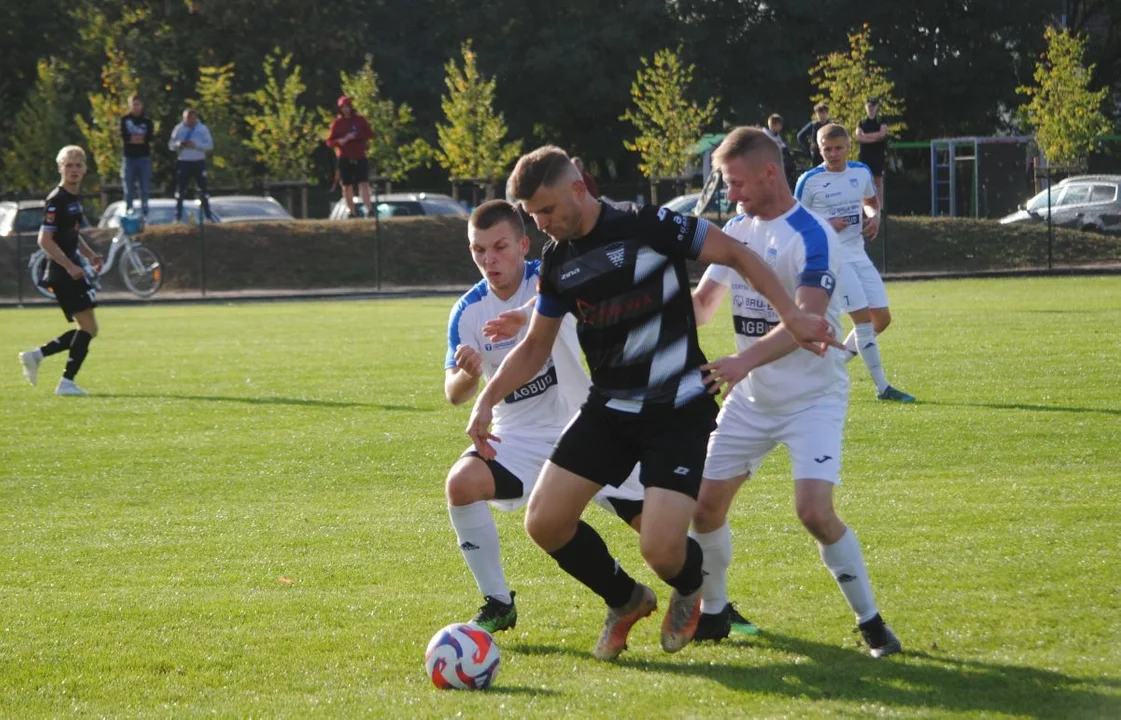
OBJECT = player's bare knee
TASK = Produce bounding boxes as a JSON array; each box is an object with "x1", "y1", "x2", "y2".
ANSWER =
[
  {"x1": 524, "y1": 506, "x2": 568, "y2": 552},
  {"x1": 639, "y1": 535, "x2": 683, "y2": 579},
  {"x1": 445, "y1": 461, "x2": 491, "y2": 506},
  {"x1": 692, "y1": 500, "x2": 727, "y2": 534},
  {"x1": 871, "y1": 309, "x2": 892, "y2": 333},
  {"x1": 795, "y1": 502, "x2": 835, "y2": 537}
]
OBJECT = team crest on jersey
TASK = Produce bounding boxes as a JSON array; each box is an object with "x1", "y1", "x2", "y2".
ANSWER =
[
  {"x1": 849, "y1": 177, "x2": 859, "y2": 188},
  {"x1": 765, "y1": 246, "x2": 778, "y2": 266},
  {"x1": 606, "y1": 242, "x2": 626, "y2": 268}
]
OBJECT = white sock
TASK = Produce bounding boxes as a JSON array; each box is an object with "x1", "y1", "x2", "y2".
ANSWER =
[
  {"x1": 819, "y1": 527, "x2": 878, "y2": 624},
  {"x1": 852, "y1": 322, "x2": 890, "y2": 393},
  {"x1": 691, "y1": 522, "x2": 732, "y2": 615},
  {"x1": 841, "y1": 329, "x2": 859, "y2": 364},
  {"x1": 448, "y1": 502, "x2": 510, "y2": 604}
]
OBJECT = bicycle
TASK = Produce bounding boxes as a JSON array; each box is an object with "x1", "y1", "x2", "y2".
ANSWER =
[{"x1": 29, "y1": 214, "x2": 164, "y2": 299}]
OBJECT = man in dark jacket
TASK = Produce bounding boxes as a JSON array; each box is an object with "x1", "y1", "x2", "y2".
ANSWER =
[
  {"x1": 796, "y1": 103, "x2": 832, "y2": 167},
  {"x1": 120, "y1": 95, "x2": 154, "y2": 217}
]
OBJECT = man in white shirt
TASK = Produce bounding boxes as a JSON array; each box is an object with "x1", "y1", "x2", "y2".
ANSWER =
[
  {"x1": 168, "y1": 108, "x2": 216, "y2": 222},
  {"x1": 795, "y1": 123, "x2": 915, "y2": 402},
  {"x1": 689, "y1": 127, "x2": 901, "y2": 658},
  {"x1": 443, "y1": 200, "x2": 644, "y2": 634}
]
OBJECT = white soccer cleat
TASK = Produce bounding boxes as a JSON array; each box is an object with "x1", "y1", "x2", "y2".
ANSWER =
[
  {"x1": 19, "y1": 350, "x2": 42, "y2": 386},
  {"x1": 55, "y1": 378, "x2": 88, "y2": 396}
]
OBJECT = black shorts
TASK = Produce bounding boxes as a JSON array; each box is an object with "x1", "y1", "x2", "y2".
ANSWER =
[
  {"x1": 48, "y1": 269, "x2": 97, "y2": 321},
  {"x1": 550, "y1": 394, "x2": 719, "y2": 500},
  {"x1": 861, "y1": 155, "x2": 885, "y2": 178},
  {"x1": 337, "y1": 157, "x2": 369, "y2": 187},
  {"x1": 461, "y1": 450, "x2": 524, "y2": 501}
]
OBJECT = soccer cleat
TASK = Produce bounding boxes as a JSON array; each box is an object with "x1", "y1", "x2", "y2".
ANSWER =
[
  {"x1": 55, "y1": 378, "x2": 88, "y2": 396},
  {"x1": 877, "y1": 385, "x2": 916, "y2": 403},
  {"x1": 660, "y1": 587, "x2": 702, "y2": 653},
  {"x1": 858, "y1": 614, "x2": 902, "y2": 658},
  {"x1": 19, "y1": 350, "x2": 42, "y2": 386},
  {"x1": 693, "y1": 602, "x2": 760, "y2": 642},
  {"x1": 471, "y1": 591, "x2": 517, "y2": 633},
  {"x1": 593, "y1": 583, "x2": 657, "y2": 661}
]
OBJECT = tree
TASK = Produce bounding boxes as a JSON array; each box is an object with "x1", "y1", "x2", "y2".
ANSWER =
[
  {"x1": 75, "y1": 43, "x2": 138, "y2": 182},
  {"x1": 1017, "y1": 26, "x2": 1111, "y2": 167},
  {"x1": 809, "y1": 25, "x2": 906, "y2": 156},
  {"x1": 435, "y1": 41, "x2": 522, "y2": 189},
  {"x1": 1, "y1": 58, "x2": 75, "y2": 191},
  {"x1": 243, "y1": 50, "x2": 320, "y2": 180},
  {"x1": 333, "y1": 56, "x2": 433, "y2": 184},
  {"x1": 193, "y1": 63, "x2": 254, "y2": 189},
  {"x1": 620, "y1": 46, "x2": 718, "y2": 183}
]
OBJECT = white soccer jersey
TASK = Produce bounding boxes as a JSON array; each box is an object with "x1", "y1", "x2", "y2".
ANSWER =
[
  {"x1": 702, "y1": 205, "x2": 848, "y2": 413},
  {"x1": 446, "y1": 260, "x2": 588, "y2": 439},
  {"x1": 794, "y1": 161, "x2": 877, "y2": 263}
]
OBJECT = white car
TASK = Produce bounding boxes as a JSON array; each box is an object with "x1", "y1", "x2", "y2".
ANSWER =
[
  {"x1": 329, "y1": 192, "x2": 468, "y2": 220},
  {"x1": 99, "y1": 195, "x2": 293, "y2": 228}
]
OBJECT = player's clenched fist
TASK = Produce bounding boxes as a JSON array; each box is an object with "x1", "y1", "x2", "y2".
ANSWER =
[{"x1": 453, "y1": 344, "x2": 483, "y2": 378}]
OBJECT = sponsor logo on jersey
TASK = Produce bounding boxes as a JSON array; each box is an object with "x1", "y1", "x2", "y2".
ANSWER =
[
  {"x1": 504, "y1": 364, "x2": 558, "y2": 404},
  {"x1": 561, "y1": 267, "x2": 581, "y2": 280},
  {"x1": 734, "y1": 316, "x2": 779, "y2": 337},
  {"x1": 483, "y1": 338, "x2": 517, "y2": 352},
  {"x1": 575, "y1": 290, "x2": 655, "y2": 327}
]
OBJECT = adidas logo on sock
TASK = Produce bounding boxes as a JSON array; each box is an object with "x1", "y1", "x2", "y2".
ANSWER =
[
  {"x1": 460, "y1": 541, "x2": 480, "y2": 551},
  {"x1": 862, "y1": 342, "x2": 876, "y2": 349}
]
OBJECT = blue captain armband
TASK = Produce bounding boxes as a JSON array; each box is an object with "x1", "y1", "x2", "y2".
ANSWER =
[
  {"x1": 799, "y1": 269, "x2": 836, "y2": 296},
  {"x1": 535, "y1": 293, "x2": 566, "y2": 318}
]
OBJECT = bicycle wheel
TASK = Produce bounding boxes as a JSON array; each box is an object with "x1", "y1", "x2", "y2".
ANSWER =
[
  {"x1": 118, "y1": 244, "x2": 163, "y2": 298},
  {"x1": 28, "y1": 252, "x2": 55, "y2": 299}
]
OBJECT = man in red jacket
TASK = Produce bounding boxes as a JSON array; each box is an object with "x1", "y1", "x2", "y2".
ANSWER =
[{"x1": 326, "y1": 96, "x2": 374, "y2": 218}]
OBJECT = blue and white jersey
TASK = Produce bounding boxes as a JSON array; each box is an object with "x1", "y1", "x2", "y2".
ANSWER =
[
  {"x1": 702, "y1": 205, "x2": 848, "y2": 412},
  {"x1": 794, "y1": 161, "x2": 877, "y2": 263},
  {"x1": 446, "y1": 260, "x2": 589, "y2": 439}
]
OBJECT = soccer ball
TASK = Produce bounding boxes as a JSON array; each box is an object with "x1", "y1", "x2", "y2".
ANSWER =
[{"x1": 424, "y1": 622, "x2": 501, "y2": 690}]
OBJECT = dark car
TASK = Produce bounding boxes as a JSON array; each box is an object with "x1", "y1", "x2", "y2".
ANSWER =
[
  {"x1": 1000, "y1": 175, "x2": 1121, "y2": 234},
  {"x1": 329, "y1": 192, "x2": 468, "y2": 220},
  {"x1": 0, "y1": 200, "x2": 46, "y2": 237}
]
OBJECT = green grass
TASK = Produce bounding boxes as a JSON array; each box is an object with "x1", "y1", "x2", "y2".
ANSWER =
[{"x1": 1, "y1": 277, "x2": 1119, "y2": 718}]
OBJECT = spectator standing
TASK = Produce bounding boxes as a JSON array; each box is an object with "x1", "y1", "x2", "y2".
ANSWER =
[
  {"x1": 856, "y1": 97, "x2": 888, "y2": 209},
  {"x1": 572, "y1": 157, "x2": 599, "y2": 198},
  {"x1": 326, "y1": 96, "x2": 374, "y2": 218},
  {"x1": 119, "y1": 95, "x2": 154, "y2": 218},
  {"x1": 168, "y1": 108, "x2": 216, "y2": 222},
  {"x1": 764, "y1": 113, "x2": 798, "y2": 190},
  {"x1": 796, "y1": 102, "x2": 832, "y2": 167}
]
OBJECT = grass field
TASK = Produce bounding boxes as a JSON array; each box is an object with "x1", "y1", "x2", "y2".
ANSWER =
[{"x1": 1, "y1": 276, "x2": 1119, "y2": 718}]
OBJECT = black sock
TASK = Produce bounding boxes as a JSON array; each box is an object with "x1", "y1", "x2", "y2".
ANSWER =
[
  {"x1": 63, "y1": 331, "x2": 92, "y2": 380},
  {"x1": 666, "y1": 537, "x2": 704, "y2": 596},
  {"x1": 548, "y1": 520, "x2": 637, "y2": 608},
  {"x1": 40, "y1": 330, "x2": 77, "y2": 358}
]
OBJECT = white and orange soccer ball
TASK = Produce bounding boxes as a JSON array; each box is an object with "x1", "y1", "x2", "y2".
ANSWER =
[{"x1": 424, "y1": 622, "x2": 501, "y2": 690}]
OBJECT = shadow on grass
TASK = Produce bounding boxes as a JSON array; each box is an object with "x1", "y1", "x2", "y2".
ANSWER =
[
  {"x1": 516, "y1": 634, "x2": 1120, "y2": 718},
  {"x1": 921, "y1": 400, "x2": 1121, "y2": 416},
  {"x1": 505, "y1": 642, "x2": 593, "y2": 662},
  {"x1": 485, "y1": 684, "x2": 561, "y2": 697},
  {"x1": 89, "y1": 392, "x2": 427, "y2": 411}
]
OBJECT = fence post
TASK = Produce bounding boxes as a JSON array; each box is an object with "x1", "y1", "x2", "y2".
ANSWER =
[
  {"x1": 199, "y1": 210, "x2": 207, "y2": 297},
  {"x1": 16, "y1": 233, "x2": 23, "y2": 305}
]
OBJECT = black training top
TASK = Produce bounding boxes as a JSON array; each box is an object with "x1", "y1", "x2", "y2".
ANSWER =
[
  {"x1": 858, "y1": 116, "x2": 887, "y2": 165},
  {"x1": 120, "y1": 114, "x2": 155, "y2": 158},
  {"x1": 536, "y1": 199, "x2": 711, "y2": 412},
  {"x1": 42, "y1": 186, "x2": 86, "y2": 264}
]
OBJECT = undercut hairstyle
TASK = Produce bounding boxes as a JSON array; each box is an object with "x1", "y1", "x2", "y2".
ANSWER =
[
  {"x1": 507, "y1": 145, "x2": 579, "y2": 201},
  {"x1": 813, "y1": 102, "x2": 829, "y2": 112},
  {"x1": 817, "y1": 123, "x2": 849, "y2": 143},
  {"x1": 712, "y1": 126, "x2": 783, "y2": 170},
  {"x1": 469, "y1": 199, "x2": 526, "y2": 237},
  {"x1": 56, "y1": 145, "x2": 86, "y2": 166}
]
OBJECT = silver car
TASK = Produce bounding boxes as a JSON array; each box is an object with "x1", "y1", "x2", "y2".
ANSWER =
[
  {"x1": 329, "y1": 192, "x2": 468, "y2": 220},
  {"x1": 1000, "y1": 175, "x2": 1121, "y2": 234},
  {"x1": 99, "y1": 195, "x2": 293, "y2": 228}
]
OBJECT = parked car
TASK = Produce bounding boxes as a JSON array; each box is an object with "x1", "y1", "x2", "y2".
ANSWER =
[
  {"x1": 660, "y1": 189, "x2": 734, "y2": 217},
  {"x1": 99, "y1": 195, "x2": 293, "y2": 228},
  {"x1": 1000, "y1": 175, "x2": 1121, "y2": 234},
  {"x1": 329, "y1": 192, "x2": 468, "y2": 220},
  {"x1": 0, "y1": 200, "x2": 46, "y2": 237}
]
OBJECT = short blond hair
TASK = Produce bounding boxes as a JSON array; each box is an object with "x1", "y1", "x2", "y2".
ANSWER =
[
  {"x1": 816, "y1": 123, "x2": 849, "y2": 143},
  {"x1": 712, "y1": 126, "x2": 782, "y2": 170},
  {"x1": 56, "y1": 145, "x2": 87, "y2": 166}
]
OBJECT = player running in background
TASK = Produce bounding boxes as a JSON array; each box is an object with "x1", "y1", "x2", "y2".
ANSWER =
[
  {"x1": 19, "y1": 146, "x2": 103, "y2": 397},
  {"x1": 467, "y1": 146, "x2": 839, "y2": 661},
  {"x1": 691, "y1": 127, "x2": 901, "y2": 657},
  {"x1": 795, "y1": 123, "x2": 915, "y2": 403},
  {"x1": 444, "y1": 199, "x2": 644, "y2": 634}
]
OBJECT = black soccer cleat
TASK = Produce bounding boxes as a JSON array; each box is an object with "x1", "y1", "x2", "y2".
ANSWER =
[
  {"x1": 472, "y1": 591, "x2": 517, "y2": 633},
  {"x1": 858, "y1": 613, "x2": 902, "y2": 658},
  {"x1": 693, "y1": 602, "x2": 759, "y2": 642}
]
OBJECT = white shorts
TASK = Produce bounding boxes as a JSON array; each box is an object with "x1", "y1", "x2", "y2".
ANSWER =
[
  {"x1": 844, "y1": 256, "x2": 889, "y2": 311},
  {"x1": 465, "y1": 432, "x2": 644, "y2": 513},
  {"x1": 703, "y1": 390, "x2": 847, "y2": 484}
]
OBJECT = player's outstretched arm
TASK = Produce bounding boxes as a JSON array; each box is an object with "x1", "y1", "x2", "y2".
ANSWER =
[
  {"x1": 703, "y1": 285, "x2": 834, "y2": 394},
  {"x1": 697, "y1": 226, "x2": 838, "y2": 355},
  {"x1": 466, "y1": 312, "x2": 563, "y2": 460}
]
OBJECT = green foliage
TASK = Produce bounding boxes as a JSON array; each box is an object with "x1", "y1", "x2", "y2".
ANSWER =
[
  {"x1": 620, "y1": 46, "x2": 718, "y2": 179},
  {"x1": 193, "y1": 63, "x2": 253, "y2": 189},
  {"x1": 243, "y1": 50, "x2": 319, "y2": 180},
  {"x1": 331, "y1": 56, "x2": 434, "y2": 183},
  {"x1": 809, "y1": 25, "x2": 906, "y2": 157},
  {"x1": 75, "y1": 43, "x2": 139, "y2": 181},
  {"x1": 436, "y1": 41, "x2": 522, "y2": 183},
  {"x1": 0, "y1": 58, "x2": 75, "y2": 191},
  {"x1": 1017, "y1": 26, "x2": 1111, "y2": 168}
]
